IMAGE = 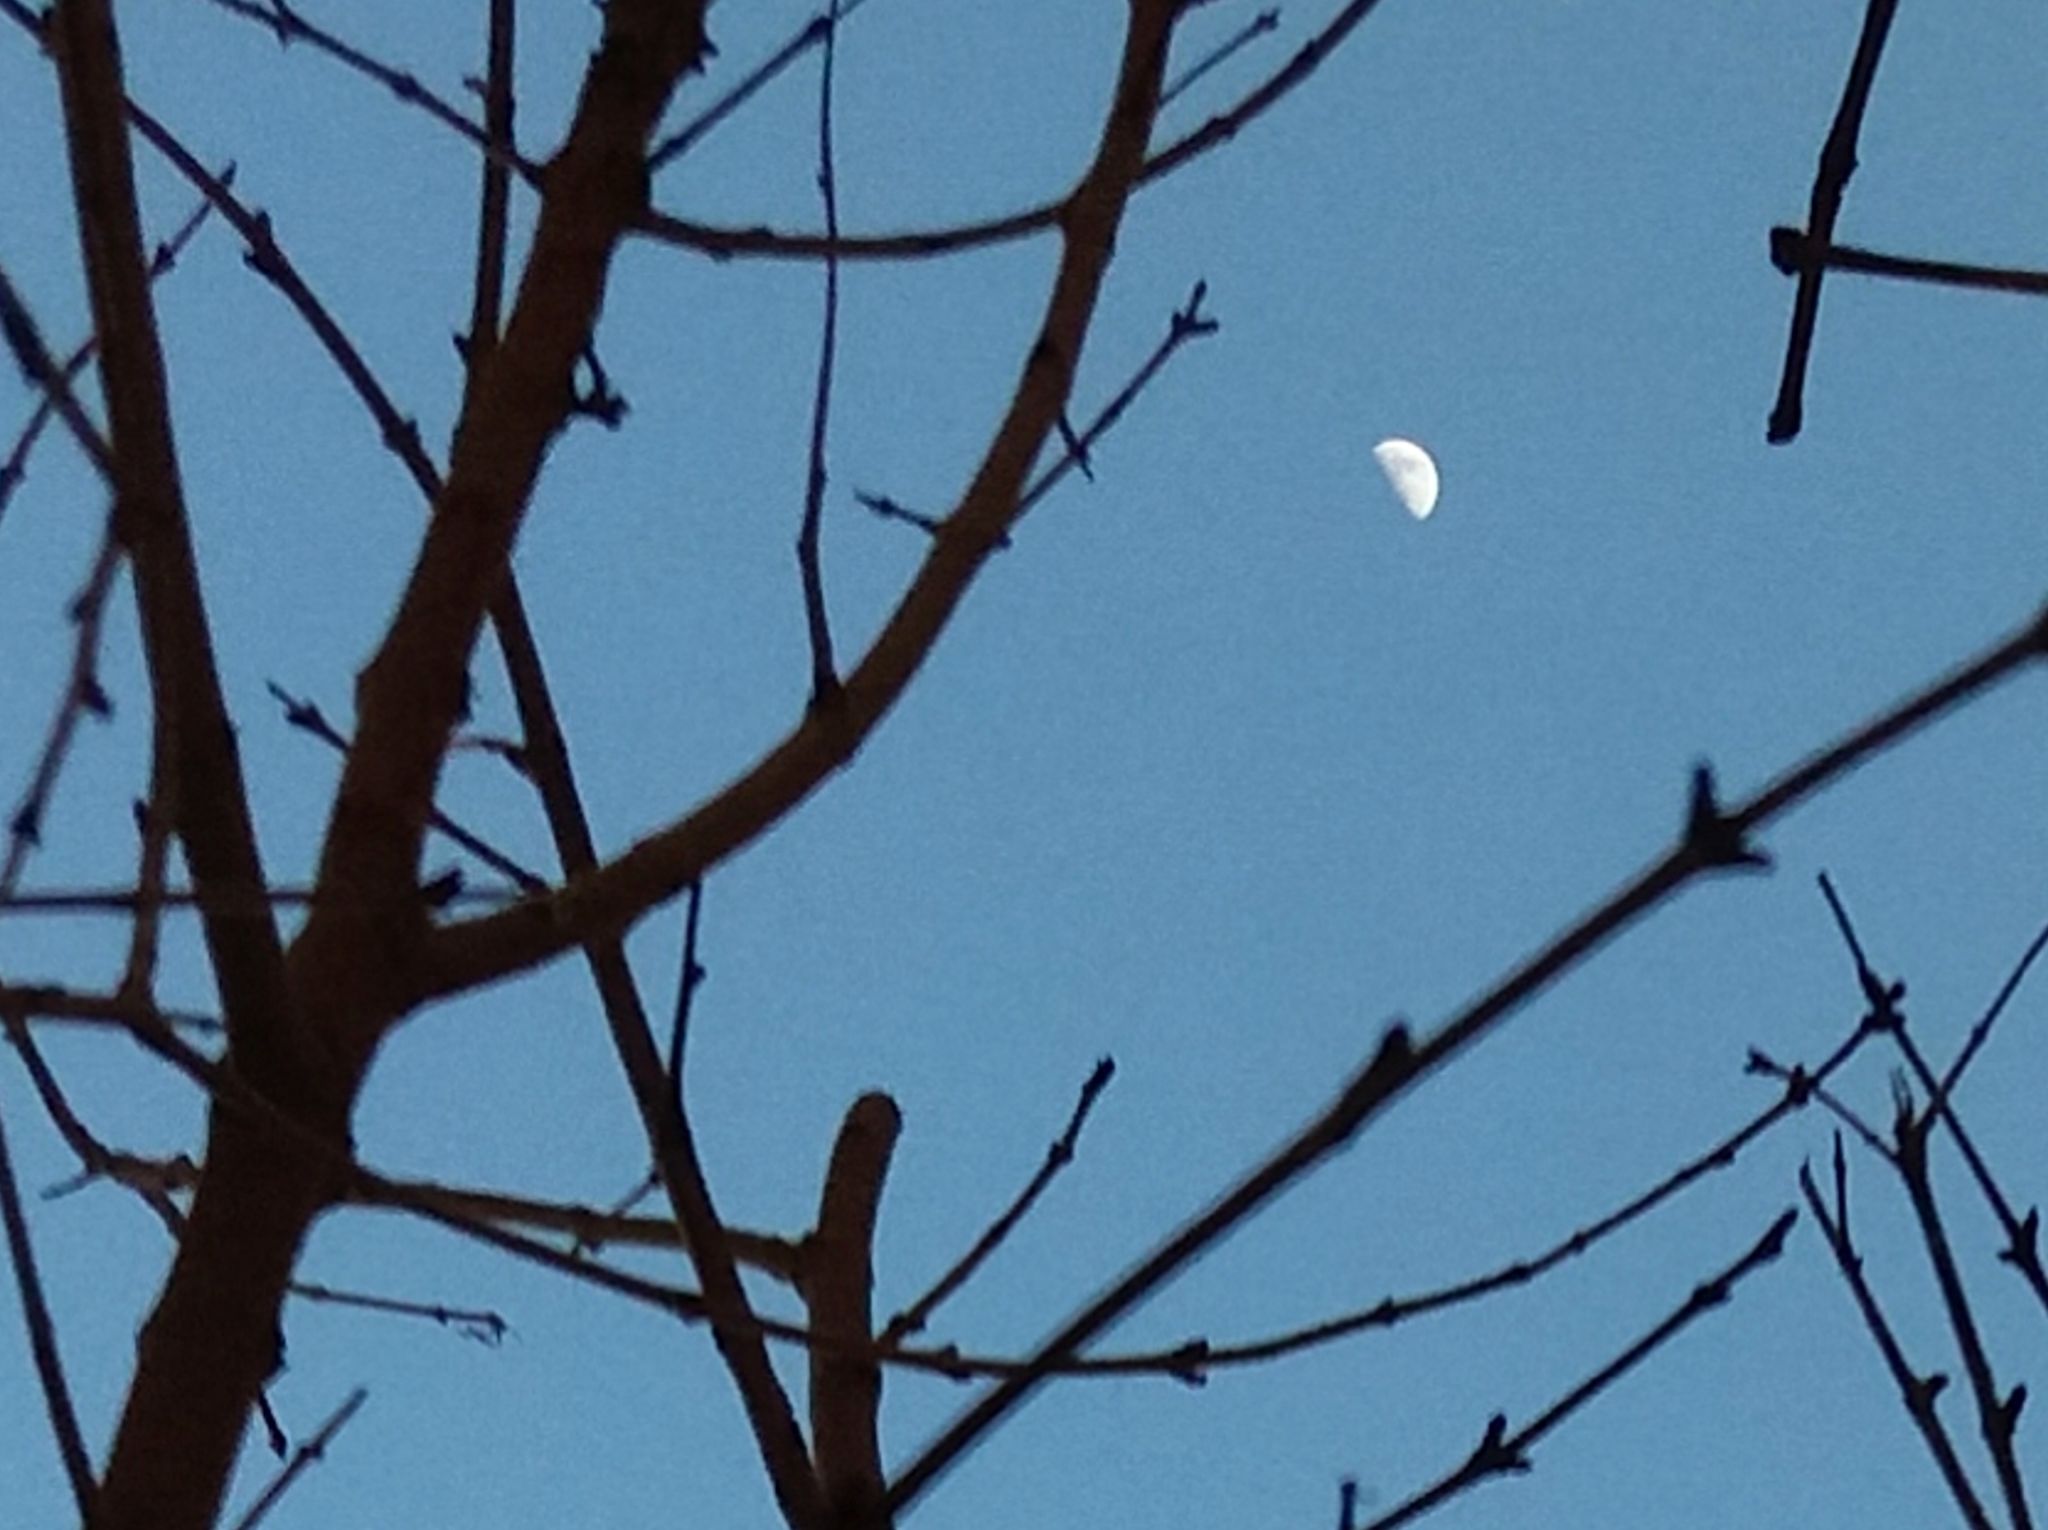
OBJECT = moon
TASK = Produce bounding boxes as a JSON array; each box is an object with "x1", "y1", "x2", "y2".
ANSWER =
[{"x1": 1372, "y1": 438, "x2": 1440, "y2": 520}]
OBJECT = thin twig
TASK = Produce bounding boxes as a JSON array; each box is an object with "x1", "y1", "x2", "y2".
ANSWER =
[
  {"x1": 649, "y1": 0, "x2": 877, "y2": 171},
  {"x1": 287, "y1": 1281, "x2": 506, "y2": 1344},
  {"x1": 1767, "y1": 0, "x2": 1901, "y2": 443},
  {"x1": 1360, "y1": 1211, "x2": 1799, "y2": 1530},
  {"x1": 227, "y1": 1386, "x2": 368, "y2": 1530},
  {"x1": 0, "y1": 185, "x2": 218, "y2": 524},
  {"x1": 635, "y1": 0, "x2": 1400, "y2": 262},
  {"x1": 195, "y1": 0, "x2": 533, "y2": 178},
  {"x1": 0, "y1": 528, "x2": 122, "y2": 900},
  {"x1": 1800, "y1": 1154, "x2": 1993, "y2": 1530},
  {"x1": 1892, "y1": 1106, "x2": 2034, "y2": 1530},
  {"x1": 798, "y1": 0, "x2": 845, "y2": 706},
  {"x1": 667, "y1": 879, "x2": 706, "y2": 1092},
  {"x1": 1161, "y1": 7, "x2": 1279, "y2": 107},
  {"x1": 883, "y1": 1057, "x2": 1115, "y2": 1346},
  {"x1": 1819, "y1": 878, "x2": 2048, "y2": 1317},
  {"x1": 0, "y1": 881, "x2": 524, "y2": 915},
  {"x1": 0, "y1": 1085, "x2": 98, "y2": 1518},
  {"x1": 1770, "y1": 228, "x2": 2048, "y2": 299},
  {"x1": 1018, "y1": 280, "x2": 1216, "y2": 516},
  {"x1": 266, "y1": 681, "x2": 545, "y2": 892}
]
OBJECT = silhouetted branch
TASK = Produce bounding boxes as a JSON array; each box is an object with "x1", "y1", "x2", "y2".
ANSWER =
[
  {"x1": 885, "y1": 1057, "x2": 1115, "y2": 1347},
  {"x1": 1019, "y1": 280, "x2": 1218, "y2": 516},
  {"x1": 0, "y1": 528, "x2": 121, "y2": 901},
  {"x1": 1162, "y1": 7, "x2": 1279, "y2": 106},
  {"x1": 1767, "y1": 0, "x2": 1901, "y2": 443},
  {"x1": 227, "y1": 1386, "x2": 367, "y2": 1530},
  {"x1": 1819, "y1": 877, "x2": 2048, "y2": 1320},
  {"x1": 196, "y1": 0, "x2": 531, "y2": 178},
  {"x1": 798, "y1": 0, "x2": 846, "y2": 707},
  {"x1": 636, "y1": 0, "x2": 1398, "y2": 263},
  {"x1": 287, "y1": 1282, "x2": 507, "y2": 1345},
  {"x1": 265, "y1": 681, "x2": 546, "y2": 892},
  {"x1": 806, "y1": 1092, "x2": 902, "y2": 1530},
  {"x1": 1360, "y1": 1210, "x2": 1798, "y2": 1530},
  {"x1": 1801, "y1": 1151, "x2": 1993, "y2": 1530},
  {"x1": 879, "y1": 612, "x2": 2048, "y2": 1514},
  {"x1": 1770, "y1": 227, "x2": 2048, "y2": 300},
  {"x1": 667, "y1": 880, "x2": 707, "y2": 1091},
  {"x1": 1892, "y1": 1101, "x2": 2034, "y2": 1530},
  {"x1": 649, "y1": 0, "x2": 878, "y2": 171},
  {"x1": 0, "y1": 1090, "x2": 98, "y2": 1520},
  {"x1": 0, "y1": 185, "x2": 217, "y2": 523}
]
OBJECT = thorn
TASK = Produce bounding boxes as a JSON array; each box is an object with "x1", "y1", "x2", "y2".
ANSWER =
[{"x1": 1684, "y1": 762, "x2": 1770, "y2": 871}]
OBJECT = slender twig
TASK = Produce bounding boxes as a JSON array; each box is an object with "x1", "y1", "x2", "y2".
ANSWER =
[
  {"x1": 0, "y1": 528, "x2": 122, "y2": 900},
  {"x1": 798, "y1": 0, "x2": 845, "y2": 706},
  {"x1": 194, "y1": 0, "x2": 534, "y2": 178},
  {"x1": 1019, "y1": 280, "x2": 1216, "y2": 516},
  {"x1": 1819, "y1": 878, "x2": 2048, "y2": 1317},
  {"x1": 5, "y1": 1011, "x2": 185, "y2": 1234},
  {"x1": 667, "y1": 880, "x2": 706, "y2": 1091},
  {"x1": 287, "y1": 1281, "x2": 507, "y2": 1344},
  {"x1": 649, "y1": 0, "x2": 877, "y2": 171},
  {"x1": 1800, "y1": 1154, "x2": 1993, "y2": 1530},
  {"x1": 227, "y1": 1387, "x2": 368, "y2": 1530},
  {"x1": 0, "y1": 1086, "x2": 98, "y2": 1519},
  {"x1": 1770, "y1": 228, "x2": 2048, "y2": 300},
  {"x1": 119, "y1": 752, "x2": 175, "y2": 1003},
  {"x1": 635, "y1": 0, "x2": 1399, "y2": 262},
  {"x1": 1360, "y1": 1211, "x2": 1799, "y2": 1530},
  {"x1": 1941, "y1": 916, "x2": 2048, "y2": 1101},
  {"x1": 0, "y1": 260, "x2": 116, "y2": 476},
  {"x1": 0, "y1": 881, "x2": 523, "y2": 915},
  {"x1": 1892, "y1": 1103, "x2": 2034, "y2": 1530},
  {"x1": 1767, "y1": 0, "x2": 1901, "y2": 443},
  {"x1": 1818, "y1": 881, "x2": 2034, "y2": 1529},
  {"x1": 884, "y1": 1057, "x2": 1115, "y2": 1346},
  {"x1": 0, "y1": 185, "x2": 218, "y2": 524},
  {"x1": 266, "y1": 682, "x2": 545, "y2": 892},
  {"x1": 354, "y1": 1172, "x2": 803, "y2": 1281},
  {"x1": 1162, "y1": 7, "x2": 1279, "y2": 106}
]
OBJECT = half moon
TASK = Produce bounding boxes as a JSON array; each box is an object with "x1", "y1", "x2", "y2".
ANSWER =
[{"x1": 1372, "y1": 438, "x2": 1440, "y2": 520}]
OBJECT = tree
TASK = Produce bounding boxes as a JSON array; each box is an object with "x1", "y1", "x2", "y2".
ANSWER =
[{"x1": 2, "y1": 3, "x2": 2044, "y2": 1528}]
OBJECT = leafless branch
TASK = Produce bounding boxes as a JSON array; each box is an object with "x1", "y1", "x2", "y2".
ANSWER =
[
  {"x1": 884, "y1": 1057, "x2": 1115, "y2": 1347},
  {"x1": 635, "y1": 0, "x2": 1399, "y2": 263},
  {"x1": 1360, "y1": 1210, "x2": 1799, "y2": 1530},
  {"x1": 1162, "y1": 7, "x2": 1279, "y2": 106},
  {"x1": 227, "y1": 1386, "x2": 368, "y2": 1530},
  {"x1": 1800, "y1": 1151, "x2": 1993, "y2": 1530},
  {"x1": 1767, "y1": 0, "x2": 1901, "y2": 443},
  {"x1": 0, "y1": 1088, "x2": 98, "y2": 1520},
  {"x1": 1770, "y1": 227, "x2": 2048, "y2": 300},
  {"x1": 649, "y1": 0, "x2": 878, "y2": 171},
  {"x1": 798, "y1": 0, "x2": 846, "y2": 706}
]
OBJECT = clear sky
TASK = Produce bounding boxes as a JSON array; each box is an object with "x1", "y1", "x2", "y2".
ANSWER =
[{"x1": 4, "y1": 2, "x2": 2048, "y2": 1527}]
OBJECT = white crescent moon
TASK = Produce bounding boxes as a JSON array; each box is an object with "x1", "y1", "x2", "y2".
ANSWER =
[{"x1": 1372, "y1": 438, "x2": 1440, "y2": 520}]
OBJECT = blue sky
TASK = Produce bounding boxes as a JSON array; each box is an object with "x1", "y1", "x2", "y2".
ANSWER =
[{"x1": 4, "y1": 2, "x2": 2048, "y2": 1526}]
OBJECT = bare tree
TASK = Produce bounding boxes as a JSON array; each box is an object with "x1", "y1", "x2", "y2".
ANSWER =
[{"x1": 1, "y1": 3, "x2": 2044, "y2": 1529}]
